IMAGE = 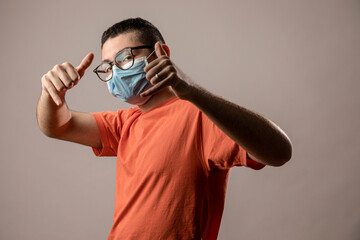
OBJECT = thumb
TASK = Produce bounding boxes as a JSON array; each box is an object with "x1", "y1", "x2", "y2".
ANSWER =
[
  {"x1": 155, "y1": 42, "x2": 167, "y2": 57},
  {"x1": 76, "y1": 52, "x2": 94, "y2": 78}
]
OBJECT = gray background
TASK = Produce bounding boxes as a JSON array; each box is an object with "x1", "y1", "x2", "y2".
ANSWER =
[{"x1": 1, "y1": 0, "x2": 359, "y2": 239}]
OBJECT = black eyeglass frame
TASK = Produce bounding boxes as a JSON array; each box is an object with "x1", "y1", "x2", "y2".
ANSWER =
[{"x1": 93, "y1": 45, "x2": 154, "y2": 82}]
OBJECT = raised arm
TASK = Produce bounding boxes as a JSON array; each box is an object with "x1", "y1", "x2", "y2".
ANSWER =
[
  {"x1": 142, "y1": 42, "x2": 292, "y2": 167},
  {"x1": 36, "y1": 53, "x2": 102, "y2": 148},
  {"x1": 183, "y1": 86, "x2": 292, "y2": 166}
]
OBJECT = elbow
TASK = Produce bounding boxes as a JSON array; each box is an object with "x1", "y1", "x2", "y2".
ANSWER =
[
  {"x1": 36, "y1": 116, "x2": 71, "y2": 140},
  {"x1": 271, "y1": 140, "x2": 293, "y2": 167},
  {"x1": 252, "y1": 150, "x2": 292, "y2": 167},
  {"x1": 39, "y1": 126, "x2": 58, "y2": 139},
  {"x1": 248, "y1": 140, "x2": 292, "y2": 167},
  {"x1": 270, "y1": 155, "x2": 291, "y2": 167},
  {"x1": 37, "y1": 123, "x2": 64, "y2": 139},
  {"x1": 266, "y1": 156, "x2": 291, "y2": 167}
]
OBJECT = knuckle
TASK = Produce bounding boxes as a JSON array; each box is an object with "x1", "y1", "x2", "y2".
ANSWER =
[
  {"x1": 63, "y1": 61, "x2": 72, "y2": 68},
  {"x1": 54, "y1": 64, "x2": 62, "y2": 70},
  {"x1": 163, "y1": 58, "x2": 171, "y2": 64},
  {"x1": 70, "y1": 73, "x2": 78, "y2": 81},
  {"x1": 169, "y1": 72, "x2": 176, "y2": 79},
  {"x1": 159, "y1": 56, "x2": 168, "y2": 62},
  {"x1": 165, "y1": 65, "x2": 173, "y2": 72},
  {"x1": 65, "y1": 80, "x2": 74, "y2": 88},
  {"x1": 48, "y1": 70, "x2": 54, "y2": 76},
  {"x1": 161, "y1": 58, "x2": 169, "y2": 65},
  {"x1": 160, "y1": 61, "x2": 168, "y2": 68},
  {"x1": 57, "y1": 84, "x2": 65, "y2": 91},
  {"x1": 63, "y1": 81, "x2": 70, "y2": 88},
  {"x1": 41, "y1": 74, "x2": 47, "y2": 83}
]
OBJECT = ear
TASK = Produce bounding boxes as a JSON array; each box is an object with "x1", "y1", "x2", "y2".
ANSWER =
[{"x1": 161, "y1": 44, "x2": 170, "y2": 57}]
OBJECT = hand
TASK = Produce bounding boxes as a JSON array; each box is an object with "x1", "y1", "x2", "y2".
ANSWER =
[
  {"x1": 142, "y1": 42, "x2": 192, "y2": 99},
  {"x1": 41, "y1": 53, "x2": 94, "y2": 106}
]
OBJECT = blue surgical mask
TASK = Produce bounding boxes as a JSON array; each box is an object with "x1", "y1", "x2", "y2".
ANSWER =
[{"x1": 107, "y1": 56, "x2": 152, "y2": 105}]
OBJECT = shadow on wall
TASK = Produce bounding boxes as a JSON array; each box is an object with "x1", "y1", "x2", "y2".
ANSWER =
[{"x1": 348, "y1": 220, "x2": 360, "y2": 240}]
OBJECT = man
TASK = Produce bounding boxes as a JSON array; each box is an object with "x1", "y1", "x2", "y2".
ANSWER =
[{"x1": 37, "y1": 18, "x2": 292, "y2": 240}]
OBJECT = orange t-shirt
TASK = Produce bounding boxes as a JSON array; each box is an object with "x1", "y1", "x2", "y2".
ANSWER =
[{"x1": 91, "y1": 97, "x2": 265, "y2": 240}]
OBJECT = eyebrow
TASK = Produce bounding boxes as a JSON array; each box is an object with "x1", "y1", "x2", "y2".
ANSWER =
[{"x1": 102, "y1": 46, "x2": 130, "y2": 63}]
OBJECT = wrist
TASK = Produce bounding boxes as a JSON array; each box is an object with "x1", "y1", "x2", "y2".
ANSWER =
[
  {"x1": 40, "y1": 88, "x2": 66, "y2": 107},
  {"x1": 175, "y1": 81, "x2": 196, "y2": 101},
  {"x1": 180, "y1": 82, "x2": 207, "y2": 103}
]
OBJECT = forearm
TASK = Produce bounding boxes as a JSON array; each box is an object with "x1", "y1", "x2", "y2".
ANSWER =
[
  {"x1": 183, "y1": 84, "x2": 292, "y2": 166},
  {"x1": 36, "y1": 90, "x2": 72, "y2": 138}
]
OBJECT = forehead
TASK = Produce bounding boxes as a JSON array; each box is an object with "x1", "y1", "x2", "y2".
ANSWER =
[{"x1": 101, "y1": 32, "x2": 143, "y2": 61}]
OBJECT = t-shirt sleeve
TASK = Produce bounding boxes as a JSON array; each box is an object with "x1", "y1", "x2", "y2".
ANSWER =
[
  {"x1": 91, "y1": 110, "x2": 125, "y2": 157},
  {"x1": 201, "y1": 112, "x2": 265, "y2": 171}
]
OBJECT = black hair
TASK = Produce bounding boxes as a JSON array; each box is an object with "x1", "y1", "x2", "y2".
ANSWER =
[{"x1": 101, "y1": 17, "x2": 165, "y2": 48}]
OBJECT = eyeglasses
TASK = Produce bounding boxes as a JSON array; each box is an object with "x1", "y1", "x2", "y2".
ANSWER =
[{"x1": 93, "y1": 45, "x2": 154, "y2": 82}]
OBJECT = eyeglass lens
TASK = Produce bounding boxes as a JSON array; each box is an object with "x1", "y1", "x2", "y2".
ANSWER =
[
  {"x1": 96, "y1": 62, "x2": 113, "y2": 81},
  {"x1": 97, "y1": 48, "x2": 135, "y2": 81},
  {"x1": 115, "y1": 49, "x2": 134, "y2": 70}
]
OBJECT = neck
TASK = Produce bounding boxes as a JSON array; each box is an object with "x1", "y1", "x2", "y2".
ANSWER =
[{"x1": 138, "y1": 87, "x2": 175, "y2": 112}]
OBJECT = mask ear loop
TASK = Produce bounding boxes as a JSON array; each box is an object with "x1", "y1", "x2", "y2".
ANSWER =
[{"x1": 145, "y1": 49, "x2": 156, "y2": 64}]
